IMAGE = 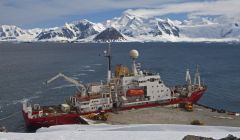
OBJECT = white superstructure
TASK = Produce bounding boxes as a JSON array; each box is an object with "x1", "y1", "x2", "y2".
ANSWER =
[{"x1": 61, "y1": 49, "x2": 173, "y2": 113}]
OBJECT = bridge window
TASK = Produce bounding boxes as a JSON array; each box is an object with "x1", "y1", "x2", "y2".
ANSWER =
[{"x1": 150, "y1": 78, "x2": 155, "y2": 82}]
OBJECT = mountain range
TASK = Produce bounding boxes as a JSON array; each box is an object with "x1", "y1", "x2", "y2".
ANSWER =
[{"x1": 0, "y1": 13, "x2": 240, "y2": 42}]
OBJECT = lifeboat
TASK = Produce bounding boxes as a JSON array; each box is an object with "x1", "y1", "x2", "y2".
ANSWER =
[{"x1": 127, "y1": 89, "x2": 144, "y2": 96}]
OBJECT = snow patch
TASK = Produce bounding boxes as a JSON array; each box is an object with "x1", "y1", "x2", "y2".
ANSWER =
[{"x1": 0, "y1": 124, "x2": 239, "y2": 140}]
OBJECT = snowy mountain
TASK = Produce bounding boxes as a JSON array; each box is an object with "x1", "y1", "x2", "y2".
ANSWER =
[
  {"x1": 0, "y1": 25, "x2": 41, "y2": 41},
  {"x1": 179, "y1": 17, "x2": 240, "y2": 39},
  {"x1": 36, "y1": 19, "x2": 104, "y2": 41},
  {"x1": 104, "y1": 13, "x2": 180, "y2": 38},
  {"x1": 0, "y1": 13, "x2": 240, "y2": 42}
]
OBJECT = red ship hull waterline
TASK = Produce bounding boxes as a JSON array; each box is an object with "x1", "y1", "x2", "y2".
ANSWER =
[{"x1": 22, "y1": 88, "x2": 206, "y2": 128}]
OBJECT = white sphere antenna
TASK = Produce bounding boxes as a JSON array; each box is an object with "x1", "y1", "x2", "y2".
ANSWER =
[
  {"x1": 129, "y1": 49, "x2": 139, "y2": 59},
  {"x1": 129, "y1": 49, "x2": 139, "y2": 76}
]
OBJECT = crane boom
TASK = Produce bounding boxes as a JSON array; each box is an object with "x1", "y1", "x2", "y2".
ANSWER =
[{"x1": 46, "y1": 73, "x2": 86, "y2": 96}]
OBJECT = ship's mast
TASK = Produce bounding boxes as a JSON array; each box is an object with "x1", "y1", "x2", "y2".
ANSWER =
[
  {"x1": 185, "y1": 69, "x2": 192, "y2": 85},
  {"x1": 194, "y1": 65, "x2": 201, "y2": 87},
  {"x1": 104, "y1": 43, "x2": 112, "y2": 83}
]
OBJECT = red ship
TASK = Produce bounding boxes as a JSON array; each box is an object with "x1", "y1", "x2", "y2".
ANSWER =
[{"x1": 22, "y1": 48, "x2": 207, "y2": 129}]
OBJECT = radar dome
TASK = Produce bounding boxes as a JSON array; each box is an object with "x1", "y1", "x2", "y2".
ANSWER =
[{"x1": 129, "y1": 49, "x2": 139, "y2": 59}]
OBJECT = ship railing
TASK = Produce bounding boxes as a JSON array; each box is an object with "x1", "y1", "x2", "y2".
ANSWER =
[
  {"x1": 22, "y1": 100, "x2": 33, "y2": 113},
  {"x1": 22, "y1": 100, "x2": 28, "y2": 112},
  {"x1": 75, "y1": 94, "x2": 103, "y2": 101},
  {"x1": 22, "y1": 102, "x2": 34, "y2": 119},
  {"x1": 192, "y1": 84, "x2": 207, "y2": 91},
  {"x1": 124, "y1": 100, "x2": 151, "y2": 106}
]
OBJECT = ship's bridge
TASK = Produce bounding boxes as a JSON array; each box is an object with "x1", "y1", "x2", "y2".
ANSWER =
[
  {"x1": 114, "y1": 49, "x2": 171, "y2": 101},
  {"x1": 121, "y1": 73, "x2": 171, "y2": 101}
]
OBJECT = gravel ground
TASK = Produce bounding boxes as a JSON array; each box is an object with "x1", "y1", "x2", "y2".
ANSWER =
[{"x1": 106, "y1": 105, "x2": 240, "y2": 127}]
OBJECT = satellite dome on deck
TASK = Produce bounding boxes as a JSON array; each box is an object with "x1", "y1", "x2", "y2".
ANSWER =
[{"x1": 129, "y1": 49, "x2": 139, "y2": 59}]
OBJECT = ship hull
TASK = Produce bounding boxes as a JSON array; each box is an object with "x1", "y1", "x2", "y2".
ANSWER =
[
  {"x1": 22, "y1": 88, "x2": 206, "y2": 129},
  {"x1": 22, "y1": 112, "x2": 81, "y2": 128}
]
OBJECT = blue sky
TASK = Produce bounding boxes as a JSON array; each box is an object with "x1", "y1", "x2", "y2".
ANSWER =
[{"x1": 0, "y1": 0, "x2": 239, "y2": 29}]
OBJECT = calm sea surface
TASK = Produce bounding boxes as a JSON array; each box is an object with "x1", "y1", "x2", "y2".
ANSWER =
[{"x1": 0, "y1": 42, "x2": 239, "y2": 132}]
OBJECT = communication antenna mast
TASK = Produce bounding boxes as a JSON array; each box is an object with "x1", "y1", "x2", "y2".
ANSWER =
[
  {"x1": 104, "y1": 43, "x2": 112, "y2": 83},
  {"x1": 129, "y1": 49, "x2": 139, "y2": 76}
]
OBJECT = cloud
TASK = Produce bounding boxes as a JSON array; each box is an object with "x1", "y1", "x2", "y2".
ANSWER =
[
  {"x1": 125, "y1": 0, "x2": 240, "y2": 19},
  {"x1": 0, "y1": 0, "x2": 180, "y2": 27},
  {"x1": 0, "y1": 0, "x2": 239, "y2": 28}
]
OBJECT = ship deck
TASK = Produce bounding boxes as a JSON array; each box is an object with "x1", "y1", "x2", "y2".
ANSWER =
[{"x1": 32, "y1": 105, "x2": 77, "y2": 116}]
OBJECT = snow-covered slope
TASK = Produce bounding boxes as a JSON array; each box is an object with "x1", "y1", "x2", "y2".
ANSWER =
[
  {"x1": 180, "y1": 17, "x2": 240, "y2": 40},
  {"x1": 0, "y1": 25, "x2": 41, "y2": 41},
  {"x1": 37, "y1": 19, "x2": 104, "y2": 42},
  {"x1": 0, "y1": 124, "x2": 239, "y2": 140},
  {"x1": 104, "y1": 13, "x2": 180, "y2": 39},
  {"x1": 0, "y1": 14, "x2": 240, "y2": 42}
]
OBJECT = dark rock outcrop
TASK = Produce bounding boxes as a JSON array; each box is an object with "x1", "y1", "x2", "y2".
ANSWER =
[
  {"x1": 183, "y1": 135, "x2": 214, "y2": 140},
  {"x1": 220, "y1": 134, "x2": 240, "y2": 140},
  {"x1": 37, "y1": 27, "x2": 75, "y2": 40},
  {"x1": 94, "y1": 27, "x2": 125, "y2": 42},
  {"x1": 182, "y1": 134, "x2": 240, "y2": 140}
]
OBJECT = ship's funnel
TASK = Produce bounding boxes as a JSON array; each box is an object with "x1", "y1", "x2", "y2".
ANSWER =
[{"x1": 129, "y1": 50, "x2": 139, "y2": 76}]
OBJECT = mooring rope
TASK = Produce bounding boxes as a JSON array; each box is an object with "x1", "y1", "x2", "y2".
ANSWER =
[{"x1": 0, "y1": 111, "x2": 21, "y2": 121}]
